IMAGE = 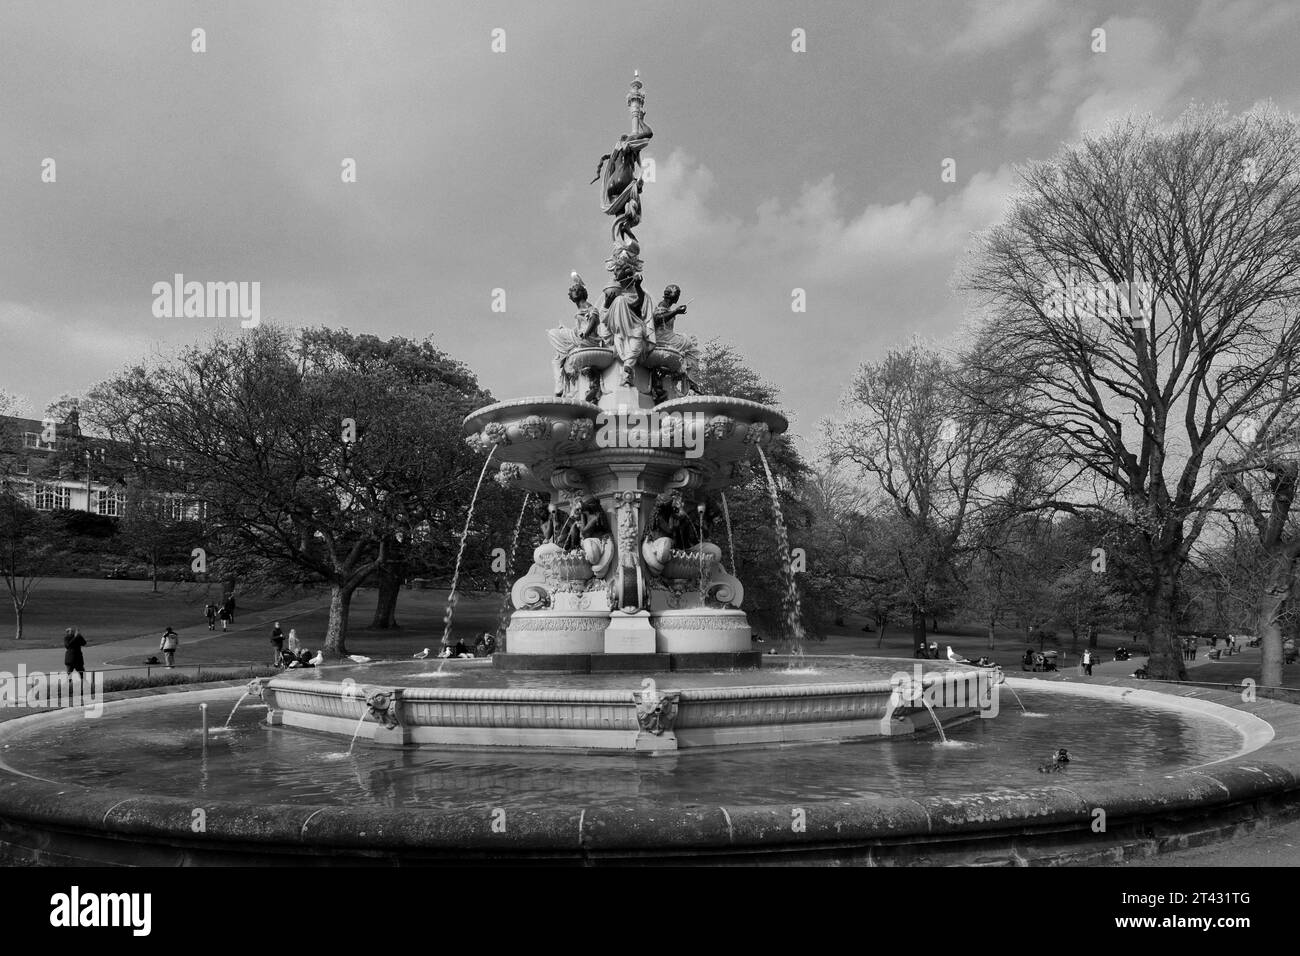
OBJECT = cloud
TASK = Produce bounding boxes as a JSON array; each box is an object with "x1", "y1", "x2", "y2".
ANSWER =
[
  {"x1": 946, "y1": 0, "x2": 1056, "y2": 54},
  {"x1": 645, "y1": 150, "x2": 1017, "y2": 283},
  {"x1": 1000, "y1": 15, "x2": 1200, "y2": 138}
]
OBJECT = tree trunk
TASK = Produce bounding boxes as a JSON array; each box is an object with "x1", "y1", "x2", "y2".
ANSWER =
[
  {"x1": 13, "y1": 602, "x2": 22, "y2": 640},
  {"x1": 323, "y1": 583, "x2": 354, "y2": 658},
  {"x1": 1256, "y1": 552, "x2": 1297, "y2": 688},
  {"x1": 370, "y1": 563, "x2": 403, "y2": 629},
  {"x1": 876, "y1": 617, "x2": 888, "y2": 649},
  {"x1": 911, "y1": 606, "x2": 927, "y2": 654},
  {"x1": 1087, "y1": 624, "x2": 1099, "y2": 649},
  {"x1": 151, "y1": 559, "x2": 158, "y2": 593},
  {"x1": 987, "y1": 619, "x2": 996, "y2": 651},
  {"x1": 1145, "y1": 561, "x2": 1188, "y2": 680}
]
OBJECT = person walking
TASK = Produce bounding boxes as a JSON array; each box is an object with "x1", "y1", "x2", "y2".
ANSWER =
[
  {"x1": 63, "y1": 627, "x2": 87, "y2": 679},
  {"x1": 1082, "y1": 647, "x2": 1094, "y2": 676},
  {"x1": 204, "y1": 602, "x2": 217, "y2": 631},
  {"x1": 159, "y1": 627, "x2": 179, "y2": 668},
  {"x1": 223, "y1": 595, "x2": 237, "y2": 625},
  {"x1": 216, "y1": 603, "x2": 231, "y2": 632},
  {"x1": 270, "y1": 622, "x2": 285, "y2": 666}
]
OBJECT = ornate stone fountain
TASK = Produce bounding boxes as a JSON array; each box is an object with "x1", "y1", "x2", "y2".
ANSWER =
[
  {"x1": 463, "y1": 71, "x2": 786, "y2": 671},
  {"x1": 251, "y1": 73, "x2": 996, "y2": 752}
]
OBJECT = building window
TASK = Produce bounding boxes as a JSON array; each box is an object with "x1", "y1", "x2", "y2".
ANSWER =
[
  {"x1": 165, "y1": 457, "x2": 185, "y2": 471},
  {"x1": 165, "y1": 497, "x2": 189, "y2": 521},
  {"x1": 34, "y1": 484, "x2": 70, "y2": 511},
  {"x1": 95, "y1": 489, "x2": 126, "y2": 517},
  {"x1": 22, "y1": 432, "x2": 56, "y2": 451}
]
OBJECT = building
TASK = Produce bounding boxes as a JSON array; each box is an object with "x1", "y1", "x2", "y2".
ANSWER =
[{"x1": 0, "y1": 411, "x2": 204, "y2": 521}]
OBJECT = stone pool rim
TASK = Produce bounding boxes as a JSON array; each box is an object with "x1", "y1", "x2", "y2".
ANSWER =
[{"x1": 1, "y1": 674, "x2": 1297, "y2": 865}]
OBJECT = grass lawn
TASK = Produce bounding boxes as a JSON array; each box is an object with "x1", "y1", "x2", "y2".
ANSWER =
[
  {"x1": 107, "y1": 585, "x2": 512, "y2": 666},
  {"x1": 0, "y1": 578, "x2": 281, "y2": 650}
]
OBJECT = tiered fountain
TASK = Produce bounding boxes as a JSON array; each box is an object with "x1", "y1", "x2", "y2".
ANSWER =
[
  {"x1": 252, "y1": 73, "x2": 994, "y2": 751},
  {"x1": 464, "y1": 71, "x2": 781, "y2": 672}
]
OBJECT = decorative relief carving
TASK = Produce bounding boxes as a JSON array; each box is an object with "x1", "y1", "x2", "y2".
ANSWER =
[
  {"x1": 652, "y1": 615, "x2": 751, "y2": 629},
  {"x1": 519, "y1": 416, "x2": 553, "y2": 440},
  {"x1": 510, "y1": 616, "x2": 609, "y2": 632}
]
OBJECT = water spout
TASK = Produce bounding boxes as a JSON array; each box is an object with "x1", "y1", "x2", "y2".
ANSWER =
[
  {"x1": 224, "y1": 691, "x2": 250, "y2": 728},
  {"x1": 494, "y1": 492, "x2": 533, "y2": 642},
  {"x1": 346, "y1": 710, "x2": 370, "y2": 755},
  {"x1": 200, "y1": 702, "x2": 209, "y2": 750},
  {"x1": 441, "y1": 446, "x2": 499, "y2": 656},
  {"x1": 1003, "y1": 682, "x2": 1028, "y2": 714},
  {"x1": 720, "y1": 492, "x2": 736, "y2": 576},
  {"x1": 918, "y1": 698, "x2": 947, "y2": 743},
  {"x1": 754, "y1": 445, "x2": 806, "y2": 661}
]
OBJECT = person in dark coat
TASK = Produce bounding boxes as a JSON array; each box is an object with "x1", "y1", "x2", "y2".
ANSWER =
[
  {"x1": 64, "y1": 628, "x2": 87, "y2": 676},
  {"x1": 270, "y1": 622, "x2": 285, "y2": 666}
]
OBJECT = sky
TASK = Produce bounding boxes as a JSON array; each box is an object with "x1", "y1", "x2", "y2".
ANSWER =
[{"x1": 2, "y1": 0, "x2": 1298, "y2": 453}]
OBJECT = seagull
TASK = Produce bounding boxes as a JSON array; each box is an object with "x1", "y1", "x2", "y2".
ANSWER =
[
  {"x1": 308, "y1": 651, "x2": 324, "y2": 666},
  {"x1": 413, "y1": 647, "x2": 430, "y2": 660},
  {"x1": 946, "y1": 645, "x2": 969, "y2": 663},
  {"x1": 347, "y1": 654, "x2": 372, "y2": 664}
]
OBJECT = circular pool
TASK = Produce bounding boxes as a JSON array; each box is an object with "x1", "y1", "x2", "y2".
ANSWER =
[{"x1": 0, "y1": 664, "x2": 1294, "y2": 865}]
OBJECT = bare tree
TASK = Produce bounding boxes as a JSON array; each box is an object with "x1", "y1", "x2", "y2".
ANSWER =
[
  {"x1": 827, "y1": 342, "x2": 1027, "y2": 652},
  {"x1": 960, "y1": 104, "x2": 1300, "y2": 679}
]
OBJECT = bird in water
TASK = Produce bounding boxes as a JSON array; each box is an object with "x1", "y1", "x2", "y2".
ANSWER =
[
  {"x1": 412, "y1": 647, "x2": 430, "y2": 660},
  {"x1": 1038, "y1": 748, "x2": 1071, "y2": 773}
]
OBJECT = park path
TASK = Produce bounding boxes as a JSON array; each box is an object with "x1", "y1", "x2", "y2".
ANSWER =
[{"x1": 0, "y1": 593, "x2": 326, "y2": 675}]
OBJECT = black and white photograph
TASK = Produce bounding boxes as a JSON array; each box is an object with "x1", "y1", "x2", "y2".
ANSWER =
[{"x1": 0, "y1": 0, "x2": 1296, "y2": 931}]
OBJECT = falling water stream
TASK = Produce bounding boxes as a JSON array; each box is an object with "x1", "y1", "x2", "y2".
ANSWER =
[
  {"x1": 1004, "y1": 682, "x2": 1029, "y2": 714},
  {"x1": 754, "y1": 445, "x2": 806, "y2": 661},
  {"x1": 720, "y1": 492, "x2": 736, "y2": 576},
  {"x1": 346, "y1": 711, "x2": 370, "y2": 756},
  {"x1": 494, "y1": 492, "x2": 533, "y2": 642},
  {"x1": 224, "y1": 691, "x2": 250, "y2": 728},
  {"x1": 918, "y1": 699, "x2": 948, "y2": 743},
  {"x1": 440, "y1": 446, "x2": 499, "y2": 657}
]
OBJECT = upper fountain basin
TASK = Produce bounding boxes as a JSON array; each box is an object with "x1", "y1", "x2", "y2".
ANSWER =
[{"x1": 462, "y1": 397, "x2": 600, "y2": 465}]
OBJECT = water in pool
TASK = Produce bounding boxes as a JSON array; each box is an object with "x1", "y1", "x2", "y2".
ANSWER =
[{"x1": 0, "y1": 686, "x2": 1243, "y2": 812}]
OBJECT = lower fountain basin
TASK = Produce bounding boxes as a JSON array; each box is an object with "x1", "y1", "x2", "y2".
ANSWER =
[
  {"x1": 0, "y1": 672, "x2": 1286, "y2": 866},
  {"x1": 254, "y1": 657, "x2": 994, "y2": 751}
]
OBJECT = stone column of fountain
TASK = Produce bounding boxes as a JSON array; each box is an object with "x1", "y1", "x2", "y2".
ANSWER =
[{"x1": 461, "y1": 73, "x2": 787, "y2": 672}]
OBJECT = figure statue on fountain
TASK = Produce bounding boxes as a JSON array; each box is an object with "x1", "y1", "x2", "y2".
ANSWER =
[
  {"x1": 601, "y1": 246, "x2": 653, "y2": 387},
  {"x1": 651, "y1": 284, "x2": 700, "y2": 402},
  {"x1": 591, "y1": 72, "x2": 653, "y2": 249},
  {"x1": 548, "y1": 273, "x2": 608, "y2": 400},
  {"x1": 578, "y1": 498, "x2": 615, "y2": 578}
]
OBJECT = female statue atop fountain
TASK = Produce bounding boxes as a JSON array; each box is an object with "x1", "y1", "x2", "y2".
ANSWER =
[
  {"x1": 591, "y1": 95, "x2": 653, "y2": 247},
  {"x1": 651, "y1": 284, "x2": 700, "y2": 401},
  {"x1": 602, "y1": 246, "x2": 653, "y2": 387},
  {"x1": 548, "y1": 273, "x2": 607, "y2": 400}
]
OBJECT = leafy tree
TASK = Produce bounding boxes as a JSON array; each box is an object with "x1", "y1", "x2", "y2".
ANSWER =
[{"x1": 89, "y1": 326, "x2": 496, "y2": 657}]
